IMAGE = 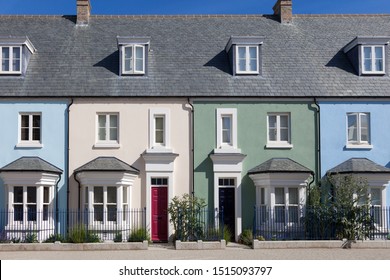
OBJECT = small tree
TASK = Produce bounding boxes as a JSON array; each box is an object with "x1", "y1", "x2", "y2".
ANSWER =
[
  {"x1": 327, "y1": 174, "x2": 373, "y2": 241},
  {"x1": 168, "y1": 194, "x2": 207, "y2": 241}
]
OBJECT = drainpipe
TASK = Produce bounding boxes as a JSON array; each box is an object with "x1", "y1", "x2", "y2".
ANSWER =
[
  {"x1": 66, "y1": 98, "x2": 74, "y2": 230},
  {"x1": 55, "y1": 173, "x2": 61, "y2": 236},
  {"x1": 311, "y1": 98, "x2": 321, "y2": 204},
  {"x1": 187, "y1": 98, "x2": 195, "y2": 196}
]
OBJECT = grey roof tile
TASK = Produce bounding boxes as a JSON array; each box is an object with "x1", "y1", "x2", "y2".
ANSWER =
[
  {"x1": 0, "y1": 14, "x2": 389, "y2": 98},
  {"x1": 248, "y1": 157, "x2": 313, "y2": 174},
  {"x1": 74, "y1": 156, "x2": 139, "y2": 174},
  {"x1": 327, "y1": 158, "x2": 390, "y2": 174},
  {"x1": 0, "y1": 157, "x2": 62, "y2": 174}
]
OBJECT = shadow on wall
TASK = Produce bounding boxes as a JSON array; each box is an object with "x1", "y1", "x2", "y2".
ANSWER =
[{"x1": 194, "y1": 155, "x2": 214, "y2": 207}]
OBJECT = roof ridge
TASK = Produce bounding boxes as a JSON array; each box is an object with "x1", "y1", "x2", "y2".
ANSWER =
[{"x1": 294, "y1": 14, "x2": 390, "y2": 18}]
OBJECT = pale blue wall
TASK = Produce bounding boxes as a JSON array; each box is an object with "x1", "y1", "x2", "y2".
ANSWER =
[
  {"x1": 320, "y1": 101, "x2": 390, "y2": 206},
  {"x1": 0, "y1": 100, "x2": 68, "y2": 210}
]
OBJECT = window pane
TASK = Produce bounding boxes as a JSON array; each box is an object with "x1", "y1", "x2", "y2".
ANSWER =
[
  {"x1": 21, "y1": 128, "x2": 29, "y2": 141},
  {"x1": 21, "y1": 115, "x2": 29, "y2": 127},
  {"x1": 268, "y1": 115, "x2": 277, "y2": 141},
  {"x1": 14, "y1": 187, "x2": 23, "y2": 203},
  {"x1": 2, "y1": 47, "x2": 9, "y2": 71},
  {"x1": 107, "y1": 205, "x2": 117, "y2": 221},
  {"x1": 135, "y1": 46, "x2": 144, "y2": 72},
  {"x1": 375, "y1": 47, "x2": 383, "y2": 72},
  {"x1": 260, "y1": 188, "x2": 265, "y2": 205},
  {"x1": 222, "y1": 116, "x2": 231, "y2": 143},
  {"x1": 289, "y1": 188, "x2": 298, "y2": 204},
  {"x1": 238, "y1": 47, "x2": 246, "y2": 59},
  {"x1": 347, "y1": 114, "x2": 357, "y2": 142},
  {"x1": 12, "y1": 47, "x2": 21, "y2": 72},
  {"x1": 109, "y1": 128, "x2": 118, "y2": 141},
  {"x1": 280, "y1": 115, "x2": 288, "y2": 128},
  {"x1": 124, "y1": 46, "x2": 133, "y2": 72},
  {"x1": 14, "y1": 205, "x2": 23, "y2": 221},
  {"x1": 275, "y1": 206, "x2": 285, "y2": 223},
  {"x1": 363, "y1": 47, "x2": 372, "y2": 72},
  {"x1": 375, "y1": 47, "x2": 383, "y2": 59},
  {"x1": 107, "y1": 187, "x2": 117, "y2": 204},
  {"x1": 43, "y1": 187, "x2": 50, "y2": 204},
  {"x1": 155, "y1": 131, "x2": 164, "y2": 143},
  {"x1": 376, "y1": 58, "x2": 383, "y2": 72},
  {"x1": 94, "y1": 205, "x2": 103, "y2": 222},
  {"x1": 32, "y1": 115, "x2": 40, "y2": 128},
  {"x1": 280, "y1": 128, "x2": 288, "y2": 141},
  {"x1": 222, "y1": 116, "x2": 231, "y2": 130},
  {"x1": 275, "y1": 188, "x2": 285, "y2": 204},
  {"x1": 27, "y1": 187, "x2": 36, "y2": 203},
  {"x1": 109, "y1": 115, "x2": 117, "y2": 128},
  {"x1": 123, "y1": 187, "x2": 128, "y2": 204},
  {"x1": 155, "y1": 117, "x2": 164, "y2": 130},
  {"x1": 98, "y1": 115, "x2": 106, "y2": 141},
  {"x1": 94, "y1": 187, "x2": 103, "y2": 203},
  {"x1": 371, "y1": 189, "x2": 381, "y2": 206},
  {"x1": 33, "y1": 128, "x2": 40, "y2": 141},
  {"x1": 360, "y1": 114, "x2": 369, "y2": 142},
  {"x1": 288, "y1": 206, "x2": 298, "y2": 223},
  {"x1": 238, "y1": 59, "x2": 246, "y2": 72},
  {"x1": 43, "y1": 205, "x2": 49, "y2": 221},
  {"x1": 27, "y1": 205, "x2": 37, "y2": 221}
]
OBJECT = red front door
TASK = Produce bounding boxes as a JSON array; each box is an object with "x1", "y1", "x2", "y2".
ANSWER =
[{"x1": 151, "y1": 187, "x2": 168, "y2": 241}]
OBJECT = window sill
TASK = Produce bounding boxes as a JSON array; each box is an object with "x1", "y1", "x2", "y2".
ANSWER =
[
  {"x1": 345, "y1": 144, "x2": 373, "y2": 150},
  {"x1": 265, "y1": 143, "x2": 293, "y2": 149},
  {"x1": 93, "y1": 143, "x2": 121, "y2": 149},
  {"x1": 214, "y1": 147, "x2": 242, "y2": 154},
  {"x1": 15, "y1": 142, "x2": 43, "y2": 149},
  {"x1": 146, "y1": 147, "x2": 173, "y2": 153}
]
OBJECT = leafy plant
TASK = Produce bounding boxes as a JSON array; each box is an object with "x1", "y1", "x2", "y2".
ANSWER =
[
  {"x1": 127, "y1": 228, "x2": 150, "y2": 242},
  {"x1": 113, "y1": 231, "x2": 123, "y2": 243},
  {"x1": 168, "y1": 194, "x2": 207, "y2": 241},
  {"x1": 223, "y1": 226, "x2": 232, "y2": 243},
  {"x1": 24, "y1": 233, "x2": 38, "y2": 243},
  {"x1": 67, "y1": 224, "x2": 100, "y2": 243},
  {"x1": 44, "y1": 233, "x2": 65, "y2": 243},
  {"x1": 257, "y1": 235, "x2": 265, "y2": 241},
  {"x1": 239, "y1": 229, "x2": 253, "y2": 246}
]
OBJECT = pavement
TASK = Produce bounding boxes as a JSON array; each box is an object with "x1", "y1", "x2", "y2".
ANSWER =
[{"x1": 1, "y1": 242, "x2": 390, "y2": 260}]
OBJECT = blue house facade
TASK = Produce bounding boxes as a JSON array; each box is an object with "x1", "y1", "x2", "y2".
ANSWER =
[
  {"x1": 320, "y1": 101, "x2": 390, "y2": 207},
  {"x1": 0, "y1": 100, "x2": 68, "y2": 240}
]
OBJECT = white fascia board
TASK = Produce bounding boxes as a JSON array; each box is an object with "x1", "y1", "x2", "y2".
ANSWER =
[
  {"x1": 249, "y1": 172, "x2": 312, "y2": 188},
  {"x1": 0, "y1": 172, "x2": 59, "y2": 186},
  {"x1": 225, "y1": 36, "x2": 264, "y2": 53},
  {"x1": 344, "y1": 36, "x2": 390, "y2": 53},
  {"x1": 117, "y1": 36, "x2": 151, "y2": 49},
  {"x1": 0, "y1": 36, "x2": 37, "y2": 53}
]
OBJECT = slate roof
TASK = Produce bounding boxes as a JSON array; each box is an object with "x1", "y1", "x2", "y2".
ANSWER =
[
  {"x1": 74, "y1": 157, "x2": 139, "y2": 174},
  {"x1": 327, "y1": 158, "x2": 390, "y2": 174},
  {"x1": 0, "y1": 14, "x2": 390, "y2": 98},
  {"x1": 0, "y1": 157, "x2": 62, "y2": 174},
  {"x1": 248, "y1": 158, "x2": 313, "y2": 174}
]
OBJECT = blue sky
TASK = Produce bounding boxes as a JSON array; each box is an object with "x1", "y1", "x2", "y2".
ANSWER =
[{"x1": 0, "y1": 0, "x2": 389, "y2": 15}]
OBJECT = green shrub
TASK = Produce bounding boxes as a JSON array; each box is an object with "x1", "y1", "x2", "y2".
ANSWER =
[
  {"x1": 257, "y1": 235, "x2": 265, "y2": 241},
  {"x1": 44, "y1": 233, "x2": 65, "y2": 243},
  {"x1": 223, "y1": 226, "x2": 232, "y2": 243},
  {"x1": 24, "y1": 233, "x2": 38, "y2": 243},
  {"x1": 128, "y1": 228, "x2": 150, "y2": 242},
  {"x1": 113, "y1": 232, "x2": 123, "y2": 243},
  {"x1": 67, "y1": 224, "x2": 101, "y2": 243},
  {"x1": 239, "y1": 229, "x2": 253, "y2": 246}
]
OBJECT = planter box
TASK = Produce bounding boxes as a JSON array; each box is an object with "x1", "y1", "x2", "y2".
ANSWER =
[
  {"x1": 175, "y1": 240, "x2": 226, "y2": 250},
  {"x1": 0, "y1": 240, "x2": 148, "y2": 251},
  {"x1": 253, "y1": 239, "x2": 390, "y2": 249}
]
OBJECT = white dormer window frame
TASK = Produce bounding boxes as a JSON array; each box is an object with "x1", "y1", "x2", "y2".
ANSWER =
[
  {"x1": 0, "y1": 46, "x2": 22, "y2": 74},
  {"x1": 235, "y1": 45, "x2": 259, "y2": 74},
  {"x1": 215, "y1": 108, "x2": 240, "y2": 153},
  {"x1": 121, "y1": 44, "x2": 145, "y2": 75},
  {"x1": 148, "y1": 108, "x2": 171, "y2": 152},
  {"x1": 361, "y1": 45, "x2": 385, "y2": 75}
]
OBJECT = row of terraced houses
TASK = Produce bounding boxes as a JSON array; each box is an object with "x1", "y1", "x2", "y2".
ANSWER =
[{"x1": 1, "y1": 0, "x2": 390, "y2": 242}]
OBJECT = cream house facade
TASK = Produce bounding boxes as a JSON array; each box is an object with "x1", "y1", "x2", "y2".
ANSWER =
[{"x1": 69, "y1": 98, "x2": 191, "y2": 241}]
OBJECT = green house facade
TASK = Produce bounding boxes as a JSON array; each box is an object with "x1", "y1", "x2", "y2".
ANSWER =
[{"x1": 193, "y1": 100, "x2": 317, "y2": 239}]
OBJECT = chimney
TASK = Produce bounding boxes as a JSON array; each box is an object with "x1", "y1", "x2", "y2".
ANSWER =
[
  {"x1": 77, "y1": 0, "x2": 91, "y2": 25},
  {"x1": 273, "y1": 0, "x2": 292, "y2": 24}
]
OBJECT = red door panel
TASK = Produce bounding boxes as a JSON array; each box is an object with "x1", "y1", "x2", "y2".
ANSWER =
[{"x1": 151, "y1": 187, "x2": 168, "y2": 241}]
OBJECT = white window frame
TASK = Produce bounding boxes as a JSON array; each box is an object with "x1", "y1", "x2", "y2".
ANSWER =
[
  {"x1": 121, "y1": 44, "x2": 145, "y2": 75},
  {"x1": 266, "y1": 113, "x2": 293, "y2": 149},
  {"x1": 235, "y1": 45, "x2": 259, "y2": 74},
  {"x1": 346, "y1": 112, "x2": 372, "y2": 149},
  {"x1": 17, "y1": 113, "x2": 42, "y2": 148},
  {"x1": 95, "y1": 113, "x2": 120, "y2": 148},
  {"x1": 361, "y1": 45, "x2": 385, "y2": 74},
  {"x1": 0, "y1": 46, "x2": 22, "y2": 74},
  {"x1": 215, "y1": 108, "x2": 239, "y2": 153},
  {"x1": 148, "y1": 108, "x2": 171, "y2": 152}
]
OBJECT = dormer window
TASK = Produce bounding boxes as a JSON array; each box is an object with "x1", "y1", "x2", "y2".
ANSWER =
[
  {"x1": 117, "y1": 36, "x2": 150, "y2": 76},
  {"x1": 344, "y1": 36, "x2": 389, "y2": 76},
  {"x1": 236, "y1": 45, "x2": 259, "y2": 74},
  {"x1": 0, "y1": 36, "x2": 36, "y2": 75},
  {"x1": 1, "y1": 46, "x2": 21, "y2": 73},
  {"x1": 362, "y1": 46, "x2": 384, "y2": 74},
  {"x1": 123, "y1": 45, "x2": 145, "y2": 74},
  {"x1": 225, "y1": 36, "x2": 264, "y2": 76}
]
